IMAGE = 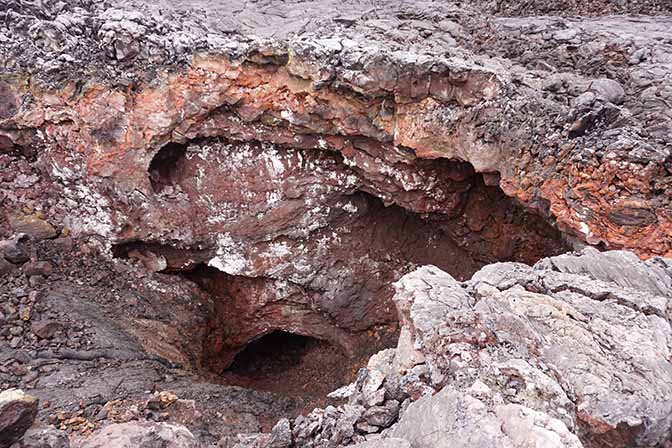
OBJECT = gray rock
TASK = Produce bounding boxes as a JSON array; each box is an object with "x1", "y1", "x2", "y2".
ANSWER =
[
  {"x1": 536, "y1": 247, "x2": 672, "y2": 297},
  {"x1": 0, "y1": 235, "x2": 29, "y2": 265},
  {"x1": 387, "y1": 387, "x2": 582, "y2": 448},
  {"x1": 394, "y1": 250, "x2": 672, "y2": 447},
  {"x1": 362, "y1": 400, "x2": 400, "y2": 428},
  {"x1": 589, "y1": 78, "x2": 626, "y2": 104},
  {"x1": 268, "y1": 418, "x2": 291, "y2": 448},
  {"x1": 10, "y1": 425, "x2": 70, "y2": 448},
  {"x1": 76, "y1": 422, "x2": 199, "y2": 448}
]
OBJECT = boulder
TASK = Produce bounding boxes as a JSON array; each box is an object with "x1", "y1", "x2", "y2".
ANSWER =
[
  {"x1": 0, "y1": 235, "x2": 29, "y2": 265},
  {"x1": 393, "y1": 249, "x2": 672, "y2": 447},
  {"x1": 7, "y1": 215, "x2": 58, "y2": 241},
  {"x1": 0, "y1": 389, "x2": 39, "y2": 448},
  {"x1": 10, "y1": 425, "x2": 70, "y2": 448},
  {"x1": 76, "y1": 422, "x2": 199, "y2": 448},
  {"x1": 386, "y1": 387, "x2": 582, "y2": 448}
]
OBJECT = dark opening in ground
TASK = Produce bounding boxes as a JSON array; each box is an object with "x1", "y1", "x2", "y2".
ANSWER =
[
  {"x1": 218, "y1": 330, "x2": 366, "y2": 416},
  {"x1": 228, "y1": 331, "x2": 314, "y2": 377},
  {"x1": 148, "y1": 142, "x2": 188, "y2": 193},
  {"x1": 122, "y1": 138, "x2": 572, "y2": 419}
]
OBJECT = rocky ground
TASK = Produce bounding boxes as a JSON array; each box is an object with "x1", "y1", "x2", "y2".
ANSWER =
[{"x1": 1, "y1": 0, "x2": 672, "y2": 447}]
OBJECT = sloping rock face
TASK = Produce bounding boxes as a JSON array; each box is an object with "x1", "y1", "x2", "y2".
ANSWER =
[{"x1": 389, "y1": 249, "x2": 672, "y2": 448}]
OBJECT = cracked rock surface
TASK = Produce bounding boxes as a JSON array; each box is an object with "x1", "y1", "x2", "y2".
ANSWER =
[
  {"x1": 1, "y1": 0, "x2": 672, "y2": 447},
  {"x1": 387, "y1": 249, "x2": 672, "y2": 448}
]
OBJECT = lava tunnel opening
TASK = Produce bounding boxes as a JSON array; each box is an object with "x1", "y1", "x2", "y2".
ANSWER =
[
  {"x1": 117, "y1": 137, "x2": 572, "y2": 416},
  {"x1": 148, "y1": 142, "x2": 188, "y2": 193},
  {"x1": 220, "y1": 331, "x2": 360, "y2": 410},
  {"x1": 227, "y1": 331, "x2": 315, "y2": 377}
]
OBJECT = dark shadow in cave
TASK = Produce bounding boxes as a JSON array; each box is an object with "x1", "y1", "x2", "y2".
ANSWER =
[
  {"x1": 227, "y1": 331, "x2": 318, "y2": 377},
  {"x1": 220, "y1": 330, "x2": 358, "y2": 412},
  {"x1": 149, "y1": 142, "x2": 188, "y2": 193}
]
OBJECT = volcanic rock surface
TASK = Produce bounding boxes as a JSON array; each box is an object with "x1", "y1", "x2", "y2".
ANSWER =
[{"x1": 1, "y1": 0, "x2": 672, "y2": 447}]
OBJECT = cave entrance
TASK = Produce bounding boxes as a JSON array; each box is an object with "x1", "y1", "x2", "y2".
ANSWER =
[
  {"x1": 149, "y1": 142, "x2": 188, "y2": 193},
  {"x1": 220, "y1": 330, "x2": 358, "y2": 413},
  {"x1": 122, "y1": 137, "x2": 573, "y2": 418}
]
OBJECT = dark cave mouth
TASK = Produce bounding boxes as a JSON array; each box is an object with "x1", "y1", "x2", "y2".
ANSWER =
[
  {"x1": 129, "y1": 137, "x2": 572, "y2": 404},
  {"x1": 178, "y1": 264, "x2": 398, "y2": 407},
  {"x1": 227, "y1": 331, "x2": 316, "y2": 377},
  {"x1": 221, "y1": 331, "x2": 356, "y2": 400},
  {"x1": 148, "y1": 141, "x2": 188, "y2": 193}
]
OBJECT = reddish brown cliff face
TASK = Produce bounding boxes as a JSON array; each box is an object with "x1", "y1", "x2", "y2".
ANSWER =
[{"x1": 111, "y1": 137, "x2": 567, "y2": 369}]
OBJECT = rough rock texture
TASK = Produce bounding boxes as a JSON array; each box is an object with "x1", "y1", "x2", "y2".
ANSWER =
[
  {"x1": 387, "y1": 386, "x2": 582, "y2": 448},
  {"x1": 0, "y1": 389, "x2": 38, "y2": 448},
  {"x1": 231, "y1": 249, "x2": 672, "y2": 448},
  {"x1": 74, "y1": 421, "x2": 198, "y2": 448},
  {"x1": 388, "y1": 249, "x2": 672, "y2": 448},
  {"x1": 10, "y1": 425, "x2": 70, "y2": 448},
  {"x1": 0, "y1": 0, "x2": 590, "y2": 365},
  {"x1": 1, "y1": 1, "x2": 672, "y2": 448},
  {"x1": 0, "y1": 235, "x2": 295, "y2": 447},
  {"x1": 1, "y1": 0, "x2": 671, "y2": 260}
]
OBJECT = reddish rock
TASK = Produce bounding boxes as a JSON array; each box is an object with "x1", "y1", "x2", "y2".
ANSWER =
[
  {"x1": 22, "y1": 261, "x2": 53, "y2": 278},
  {"x1": 31, "y1": 320, "x2": 63, "y2": 339},
  {"x1": 0, "y1": 389, "x2": 38, "y2": 447}
]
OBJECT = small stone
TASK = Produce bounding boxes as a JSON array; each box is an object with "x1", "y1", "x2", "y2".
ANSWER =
[
  {"x1": 0, "y1": 234, "x2": 29, "y2": 264},
  {"x1": 354, "y1": 421, "x2": 379, "y2": 434},
  {"x1": 22, "y1": 261, "x2": 54, "y2": 278},
  {"x1": 269, "y1": 418, "x2": 292, "y2": 448},
  {"x1": 328, "y1": 383, "x2": 356, "y2": 400},
  {"x1": 590, "y1": 78, "x2": 625, "y2": 105},
  {"x1": 362, "y1": 400, "x2": 400, "y2": 428},
  {"x1": 9, "y1": 337, "x2": 22, "y2": 348},
  {"x1": 8, "y1": 214, "x2": 58, "y2": 241},
  {"x1": 31, "y1": 320, "x2": 63, "y2": 339},
  {"x1": 146, "y1": 391, "x2": 177, "y2": 410},
  {"x1": 18, "y1": 305, "x2": 31, "y2": 321}
]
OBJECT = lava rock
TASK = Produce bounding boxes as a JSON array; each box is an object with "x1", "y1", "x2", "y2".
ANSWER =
[
  {"x1": 7, "y1": 215, "x2": 58, "y2": 241},
  {"x1": 31, "y1": 321, "x2": 63, "y2": 340},
  {"x1": 387, "y1": 387, "x2": 582, "y2": 448},
  {"x1": 394, "y1": 249, "x2": 672, "y2": 447},
  {"x1": 22, "y1": 262, "x2": 53, "y2": 278},
  {"x1": 78, "y1": 422, "x2": 198, "y2": 448},
  {"x1": 0, "y1": 389, "x2": 39, "y2": 447},
  {"x1": 9, "y1": 425, "x2": 70, "y2": 448},
  {"x1": 0, "y1": 235, "x2": 29, "y2": 265},
  {"x1": 268, "y1": 418, "x2": 292, "y2": 448},
  {"x1": 362, "y1": 400, "x2": 400, "y2": 428},
  {"x1": 589, "y1": 78, "x2": 626, "y2": 105}
]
